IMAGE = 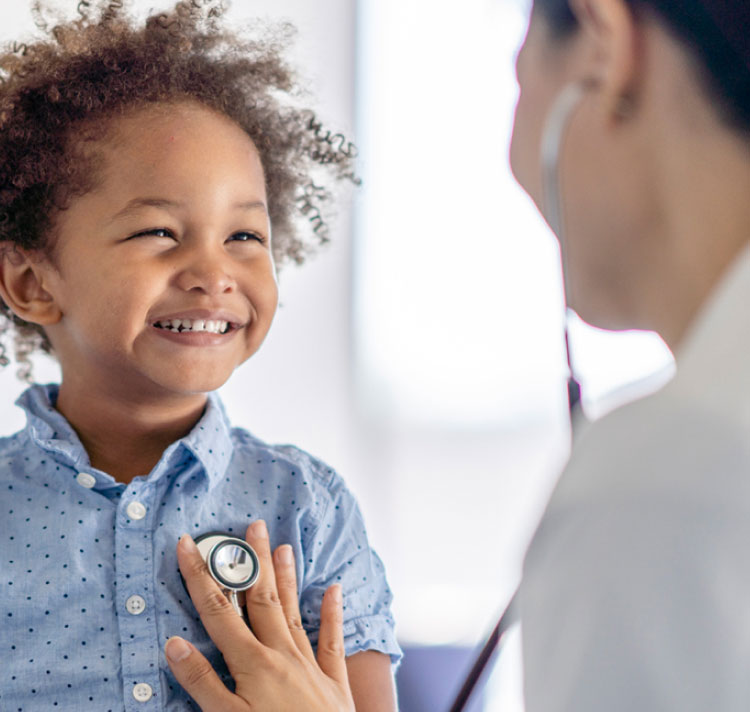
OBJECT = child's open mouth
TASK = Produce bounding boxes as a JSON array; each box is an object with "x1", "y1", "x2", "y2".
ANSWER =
[{"x1": 153, "y1": 318, "x2": 232, "y2": 335}]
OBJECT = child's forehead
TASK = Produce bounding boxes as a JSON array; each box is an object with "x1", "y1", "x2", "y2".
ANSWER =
[
  {"x1": 101, "y1": 101, "x2": 258, "y2": 153},
  {"x1": 54, "y1": 100, "x2": 269, "y2": 221},
  {"x1": 81, "y1": 101, "x2": 264, "y2": 183}
]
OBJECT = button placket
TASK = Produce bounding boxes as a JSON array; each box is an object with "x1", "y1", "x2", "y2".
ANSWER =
[{"x1": 116, "y1": 486, "x2": 160, "y2": 710}]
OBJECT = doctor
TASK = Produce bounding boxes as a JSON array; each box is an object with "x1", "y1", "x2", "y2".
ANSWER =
[
  {"x1": 166, "y1": 0, "x2": 750, "y2": 709},
  {"x1": 511, "y1": 0, "x2": 750, "y2": 710}
]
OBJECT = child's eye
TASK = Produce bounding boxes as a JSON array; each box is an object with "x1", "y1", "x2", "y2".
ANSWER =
[
  {"x1": 130, "y1": 227, "x2": 175, "y2": 240},
  {"x1": 229, "y1": 231, "x2": 267, "y2": 245}
]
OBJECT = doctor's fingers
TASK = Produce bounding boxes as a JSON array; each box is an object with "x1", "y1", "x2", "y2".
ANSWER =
[
  {"x1": 314, "y1": 584, "x2": 350, "y2": 687},
  {"x1": 242, "y1": 520, "x2": 305, "y2": 653},
  {"x1": 260, "y1": 534, "x2": 349, "y2": 688},
  {"x1": 272, "y1": 543, "x2": 316, "y2": 663},
  {"x1": 176, "y1": 533, "x2": 261, "y2": 671},
  {"x1": 165, "y1": 636, "x2": 249, "y2": 712}
]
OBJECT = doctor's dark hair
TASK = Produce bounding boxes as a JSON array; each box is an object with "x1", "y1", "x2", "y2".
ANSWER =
[
  {"x1": 533, "y1": 0, "x2": 750, "y2": 134},
  {"x1": 0, "y1": 0, "x2": 358, "y2": 379}
]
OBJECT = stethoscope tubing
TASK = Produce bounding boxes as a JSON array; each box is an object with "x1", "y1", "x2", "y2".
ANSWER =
[{"x1": 447, "y1": 590, "x2": 520, "y2": 712}]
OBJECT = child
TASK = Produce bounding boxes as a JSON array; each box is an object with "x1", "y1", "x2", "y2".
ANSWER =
[{"x1": 0, "y1": 1, "x2": 400, "y2": 710}]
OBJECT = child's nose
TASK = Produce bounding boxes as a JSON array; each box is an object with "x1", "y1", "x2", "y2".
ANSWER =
[{"x1": 174, "y1": 254, "x2": 236, "y2": 296}]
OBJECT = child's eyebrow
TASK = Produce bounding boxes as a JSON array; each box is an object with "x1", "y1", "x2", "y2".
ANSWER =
[{"x1": 108, "y1": 197, "x2": 268, "y2": 223}]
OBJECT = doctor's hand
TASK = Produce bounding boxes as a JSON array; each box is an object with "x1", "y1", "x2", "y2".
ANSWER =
[{"x1": 164, "y1": 520, "x2": 355, "y2": 712}]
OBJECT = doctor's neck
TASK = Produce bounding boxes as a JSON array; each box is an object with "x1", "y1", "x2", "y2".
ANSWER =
[{"x1": 629, "y1": 112, "x2": 750, "y2": 352}]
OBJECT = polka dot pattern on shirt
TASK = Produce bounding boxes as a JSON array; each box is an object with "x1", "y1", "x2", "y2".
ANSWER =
[{"x1": 1, "y1": 384, "x2": 401, "y2": 711}]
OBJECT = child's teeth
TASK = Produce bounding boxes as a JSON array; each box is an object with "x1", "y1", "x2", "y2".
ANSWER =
[{"x1": 156, "y1": 318, "x2": 230, "y2": 333}]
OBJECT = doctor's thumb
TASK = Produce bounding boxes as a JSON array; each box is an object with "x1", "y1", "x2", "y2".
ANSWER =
[{"x1": 165, "y1": 636, "x2": 243, "y2": 712}]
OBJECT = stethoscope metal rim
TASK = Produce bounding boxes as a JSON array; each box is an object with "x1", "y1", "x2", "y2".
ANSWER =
[{"x1": 193, "y1": 532, "x2": 260, "y2": 591}]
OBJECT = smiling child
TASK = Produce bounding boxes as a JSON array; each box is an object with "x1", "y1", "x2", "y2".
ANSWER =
[{"x1": 0, "y1": 1, "x2": 400, "y2": 710}]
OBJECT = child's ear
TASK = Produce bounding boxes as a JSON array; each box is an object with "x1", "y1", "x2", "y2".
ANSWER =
[{"x1": 0, "y1": 242, "x2": 62, "y2": 326}]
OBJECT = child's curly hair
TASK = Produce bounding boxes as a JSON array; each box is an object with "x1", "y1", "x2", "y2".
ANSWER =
[{"x1": 0, "y1": 0, "x2": 358, "y2": 379}]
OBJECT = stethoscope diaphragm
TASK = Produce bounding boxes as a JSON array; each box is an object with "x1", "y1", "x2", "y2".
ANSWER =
[{"x1": 186, "y1": 532, "x2": 260, "y2": 618}]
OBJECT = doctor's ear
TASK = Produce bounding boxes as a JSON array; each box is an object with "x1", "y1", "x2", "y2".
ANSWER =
[
  {"x1": 0, "y1": 242, "x2": 62, "y2": 326},
  {"x1": 568, "y1": 0, "x2": 641, "y2": 121}
]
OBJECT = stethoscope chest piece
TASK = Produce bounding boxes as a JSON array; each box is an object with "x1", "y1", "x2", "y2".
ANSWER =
[{"x1": 190, "y1": 532, "x2": 260, "y2": 618}]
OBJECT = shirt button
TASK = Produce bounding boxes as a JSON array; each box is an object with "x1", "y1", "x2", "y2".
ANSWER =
[
  {"x1": 126, "y1": 501, "x2": 147, "y2": 520},
  {"x1": 132, "y1": 682, "x2": 153, "y2": 702},
  {"x1": 126, "y1": 595, "x2": 146, "y2": 615},
  {"x1": 76, "y1": 472, "x2": 96, "y2": 489}
]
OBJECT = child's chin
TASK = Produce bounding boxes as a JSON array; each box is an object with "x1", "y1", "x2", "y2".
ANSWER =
[{"x1": 152, "y1": 369, "x2": 234, "y2": 396}]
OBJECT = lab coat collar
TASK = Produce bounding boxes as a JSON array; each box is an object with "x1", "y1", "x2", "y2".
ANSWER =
[{"x1": 669, "y1": 243, "x2": 750, "y2": 426}]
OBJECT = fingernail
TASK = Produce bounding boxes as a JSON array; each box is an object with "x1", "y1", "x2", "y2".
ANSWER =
[
  {"x1": 277, "y1": 544, "x2": 293, "y2": 565},
  {"x1": 331, "y1": 584, "x2": 342, "y2": 604},
  {"x1": 251, "y1": 519, "x2": 268, "y2": 539},
  {"x1": 179, "y1": 534, "x2": 198, "y2": 554},
  {"x1": 166, "y1": 636, "x2": 192, "y2": 663}
]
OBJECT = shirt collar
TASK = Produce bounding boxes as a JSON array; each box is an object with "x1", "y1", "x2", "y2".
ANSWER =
[
  {"x1": 180, "y1": 392, "x2": 235, "y2": 484},
  {"x1": 16, "y1": 384, "x2": 235, "y2": 485}
]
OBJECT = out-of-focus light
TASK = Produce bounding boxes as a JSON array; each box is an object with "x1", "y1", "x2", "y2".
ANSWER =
[{"x1": 355, "y1": 0, "x2": 569, "y2": 430}]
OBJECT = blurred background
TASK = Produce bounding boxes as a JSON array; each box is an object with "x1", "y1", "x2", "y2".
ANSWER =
[{"x1": 0, "y1": 0, "x2": 675, "y2": 709}]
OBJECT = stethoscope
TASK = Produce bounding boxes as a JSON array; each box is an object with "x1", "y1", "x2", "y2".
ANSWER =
[{"x1": 187, "y1": 532, "x2": 261, "y2": 618}]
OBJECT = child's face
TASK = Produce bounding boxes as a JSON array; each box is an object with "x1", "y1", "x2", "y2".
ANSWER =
[{"x1": 40, "y1": 102, "x2": 278, "y2": 400}]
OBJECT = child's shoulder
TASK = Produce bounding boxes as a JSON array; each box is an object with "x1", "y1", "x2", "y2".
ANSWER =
[
  {"x1": 228, "y1": 426, "x2": 344, "y2": 494},
  {"x1": 225, "y1": 427, "x2": 358, "y2": 531}
]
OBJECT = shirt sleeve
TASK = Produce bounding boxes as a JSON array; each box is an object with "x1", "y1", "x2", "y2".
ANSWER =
[
  {"x1": 522, "y1": 469, "x2": 750, "y2": 711},
  {"x1": 298, "y1": 471, "x2": 402, "y2": 666}
]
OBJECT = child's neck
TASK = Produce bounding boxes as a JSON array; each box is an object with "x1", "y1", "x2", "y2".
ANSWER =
[{"x1": 55, "y1": 384, "x2": 208, "y2": 485}]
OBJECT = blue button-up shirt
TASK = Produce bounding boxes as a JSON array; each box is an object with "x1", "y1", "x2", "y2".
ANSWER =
[{"x1": 1, "y1": 384, "x2": 400, "y2": 711}]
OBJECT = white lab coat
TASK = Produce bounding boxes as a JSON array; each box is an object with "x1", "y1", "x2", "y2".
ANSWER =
[{"x1": 521, "y1": 244, "x2": 750, "y2": 711}]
